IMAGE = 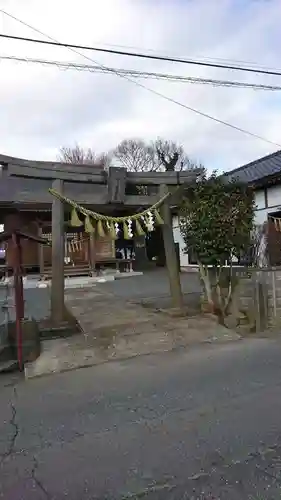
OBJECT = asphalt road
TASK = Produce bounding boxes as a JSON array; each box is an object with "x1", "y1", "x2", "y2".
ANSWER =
[{"x1": 2, "y1": 339, "x2": 281, "y2": 499}]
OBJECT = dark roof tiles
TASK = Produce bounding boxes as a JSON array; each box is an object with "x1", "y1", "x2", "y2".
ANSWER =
[{"x1": 224, "y1": 149, "x2": 281, "y2": 184}]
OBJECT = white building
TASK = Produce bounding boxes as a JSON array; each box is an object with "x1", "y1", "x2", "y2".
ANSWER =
[{"x1": 173, "y1": 150, "x2": 281, "y2": 269}]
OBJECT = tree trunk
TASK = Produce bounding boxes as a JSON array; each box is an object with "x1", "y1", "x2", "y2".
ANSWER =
[{"x1": 198, "y1": 262, "x2": 214, "y2": 313}]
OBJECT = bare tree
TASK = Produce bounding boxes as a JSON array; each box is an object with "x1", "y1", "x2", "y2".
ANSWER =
[
  {"x1": 155, "y1": 139, "x2": 198, "y2": 171},
  {"x1": 113, "y1": 138, "x2": 198, "y2": 172},
  {"x1": 58, "y1": 144, "x2": 110, "y2": 168},
  {"x1": 113, "y1": 139, "x2": 160, "y2": 172}
]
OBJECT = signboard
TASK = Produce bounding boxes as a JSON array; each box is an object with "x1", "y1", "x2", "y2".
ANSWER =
[{"x1": 95, "y1": 237, "x2": 115, "y2": 260}]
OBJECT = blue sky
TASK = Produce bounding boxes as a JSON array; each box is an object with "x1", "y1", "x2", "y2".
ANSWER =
[{"x1": 0, "y1": 0, "x2": 281, "y2": 171}]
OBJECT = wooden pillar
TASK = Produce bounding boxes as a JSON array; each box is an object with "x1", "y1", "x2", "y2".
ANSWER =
[
  {"x1": 37, "y1": 223, "x2": 45, "y2": 277},
  {"x1": 4, "y1": 212, "x2": 23, "y2": 269},
  {"x1": 89, "y1": 232, "x2": 96, "y2": 275},
  {"x1": 51, "y1": 179, "x2": 65, "y2": 323},
  {"x1": 160, "y1": 184, "x2": 183, "y2": 309},
  {"x1": 12, "y1": 232, "x2": 24, "y2": 371}
]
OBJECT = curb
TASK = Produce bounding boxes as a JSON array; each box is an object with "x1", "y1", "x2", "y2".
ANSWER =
[{"x1": 24, "y1": 334, "x2": 241, "y2": 380}]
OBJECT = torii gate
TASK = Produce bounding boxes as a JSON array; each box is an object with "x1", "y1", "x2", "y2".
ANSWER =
[{"x1": 0, "y1": 156, "x2": 201, "y2": 323}]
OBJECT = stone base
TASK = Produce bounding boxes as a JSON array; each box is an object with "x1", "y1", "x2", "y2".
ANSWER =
[{"x1": 181, "y1": 266, "x2": 199, "y2": 273}]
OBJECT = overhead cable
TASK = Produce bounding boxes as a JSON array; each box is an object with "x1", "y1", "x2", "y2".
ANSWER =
[
  {"x1": 2, "y1": 55, "x2": 281, "y2": 91},
  {"x1": 1, "y1": 8, "x2": 280, "y2": 148},
  {"x1": 1, "y1": 31, "x2": 281, "y2": 77}
]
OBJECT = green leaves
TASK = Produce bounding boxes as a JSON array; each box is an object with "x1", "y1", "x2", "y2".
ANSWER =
[{"x1": 179, "y1": 172, "x2": 255, "y2": 266}]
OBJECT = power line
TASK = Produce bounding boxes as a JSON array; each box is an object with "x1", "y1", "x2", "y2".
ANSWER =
[
  {"x1": 1, "y1": 7, "x2": 277, "y2": 72},
  {"x1": 0, "y1": 8, "x2": 280, "y2": 149},
  {"x1": 69, "y1": 40, "x2": 279, "y2": 72},
  {"x1": 1, "y1": 31, "x2": 281, "y2": 78},
  {"x1": 3, "y1": 54, "x2": 281, "y2": 91}
]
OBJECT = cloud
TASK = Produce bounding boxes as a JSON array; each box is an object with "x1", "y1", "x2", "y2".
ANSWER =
[{"x1": 0, "y1": 0, "x2": 280, "y2": 169}]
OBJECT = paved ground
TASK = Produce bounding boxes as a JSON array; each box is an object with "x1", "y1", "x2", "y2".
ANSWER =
[
  {"x1": 2, "y1": 338, "x2": 281, "y2": 498},
  {"x1": 26, "y1": 284, "x2": 236, "y2": 378},
  {"x1": 1, "y1": 269, "x2": 200, "y2": 327},
  {"x1": 102, "y1": 268, "x2": 201, "y2": 307}
]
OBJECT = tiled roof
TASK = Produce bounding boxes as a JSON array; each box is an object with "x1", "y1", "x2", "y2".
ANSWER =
[{"x1": 223, "y1": 149, "x2": 281, "y2": 184}]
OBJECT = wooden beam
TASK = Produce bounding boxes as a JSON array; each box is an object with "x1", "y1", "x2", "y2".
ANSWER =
[
  {"x1": 51, "y1": 179, "x2": 65, "y2": 323},
  {"x1": 0, "y1": 153, "x2": 105, "y2": 175},
  {"x1": 0, "y1": 229, "x2": 50, "y2": 244},
  {"x1": 0, "y1": 153, "x2": 201, "y2": 183},
  {"x1": 3, "y1": 152, "x2": 202, "y2": 184},
  {"x1": 1, "y1": 192, "x2": 180, "y2": 210},
  {"x1": 6, "y1": 185, "x2": 108, "y2": 204},
  {"x1": 124, "y1": 195, "x2": 158, "y2": 206},
  {"x1": 7, "y1": 166, "x2": 105, "y2": 183},
  {"x1": 8, "y1": 166, "x2": 200, "y2": 184},
  {"x1": 2, "y1": 190, "x2": 161, "y2": 207},
  {"x1": 127, "y1": 170, "x2": 200, "y2": 185},
  {"x1": 160, "y1": 184, "x2": 183, "y2": 309}
]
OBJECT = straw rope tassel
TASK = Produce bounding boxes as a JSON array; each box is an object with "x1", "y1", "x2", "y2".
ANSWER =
[
  {"x1": 85, "y1": 215, "x2": 95, "y2": 233},
  {"x1": 109, "y1": 221, "x2": 117, "y2": 240},
  {"x1": 49, "y1": 187, "x2": 172, "y2": 224},
  {"x1": 135, "y1": 219, "x2": 145, "y2": 236},
  {"x1": 123, "y1": 221, "x2": 131, "y2": 240},
  {"x1": 70, "y1": 208, "x2": 83, "y2": 227},
  {"x1": 97, "y1": 220, "x2": 106, "y2": 237},
  {"x1": 154, "y1": 209, "x2": 164, "y2": 225}
]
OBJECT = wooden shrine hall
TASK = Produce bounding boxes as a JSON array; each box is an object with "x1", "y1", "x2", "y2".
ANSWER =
[{"x1": 0, "y1": 153, "x2": 200, "y2": 321}]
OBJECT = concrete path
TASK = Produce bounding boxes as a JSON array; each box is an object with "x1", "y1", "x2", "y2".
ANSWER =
[
  {"x1": 2, "y1": 339, "x2": 281, "y2": 498},
  {"x1": 0, "y1": 268, "x2": 200, "y2": 325},
  {"x1": 25, "y1": 274, "x2": 236, "y2": 378}
]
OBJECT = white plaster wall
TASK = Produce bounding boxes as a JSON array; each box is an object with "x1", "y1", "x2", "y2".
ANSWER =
[
  {"x1": 254, "y1": 189, "x2": 266, "y2": 209},
  {"x1": 255, "y1": 208, "x2": 269, "y2": 225},
  {"x1": 254, "y1": 185, "x2": 281, "y2": 225},
  {"x1": 172, "y1": 216, "x2": 189, "y2": 267},
  {"x1": 267, "y1": 184, "x2": 281, "y2": 208}
]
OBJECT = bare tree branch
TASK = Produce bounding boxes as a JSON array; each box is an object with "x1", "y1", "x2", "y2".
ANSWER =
[
  {"x1": 58, "y1": 144, "x2": 110, "y2": 168},
  {"x1": 112, "y1": 137, "x2": 198, "y2": 173},
  {"x1": 112, "y1": 139, "x2": 161, "y2": 172},
  {"x1": 155, "y1": 138, "x2": 198, "y2": 172}
]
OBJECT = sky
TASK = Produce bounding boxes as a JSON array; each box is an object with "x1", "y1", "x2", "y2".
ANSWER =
[{"x1": 0, "y1": 0, "x2": 281, "y2": 172}]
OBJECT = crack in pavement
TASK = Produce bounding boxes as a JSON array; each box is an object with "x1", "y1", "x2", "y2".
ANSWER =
[
  {"x1": 182, "y1": 443, "x2": 281, "y2": 488},
  {"x1": 0, "y1": 386, "x2": 19, "y2": 466},
  {"x1": 31, "y1": 455, "x2": 52, "y2": 499},
  {"x1": 120, "y1": 483, "x2": 177, "y2": 499},
  {"x1": 255, "y1": 463, "x2": 281, "y2": 485}
]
